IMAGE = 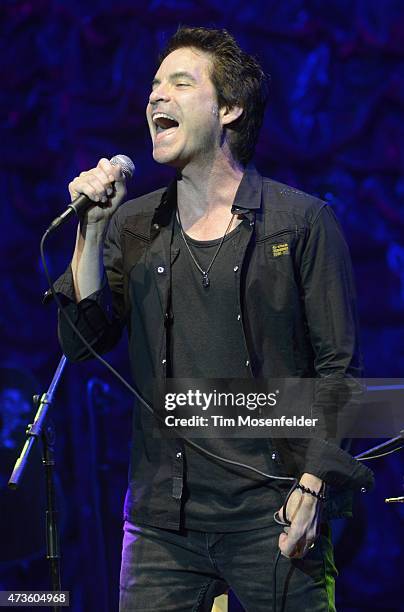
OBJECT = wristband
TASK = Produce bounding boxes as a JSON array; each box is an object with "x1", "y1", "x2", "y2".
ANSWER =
[{"x1": 296, "y1": 482, "x2": 326, "y2": 502}]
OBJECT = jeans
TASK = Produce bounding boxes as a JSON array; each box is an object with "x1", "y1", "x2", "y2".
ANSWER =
[{"x1": 119, "y1": 519, "x2": 337, "y2": 612}]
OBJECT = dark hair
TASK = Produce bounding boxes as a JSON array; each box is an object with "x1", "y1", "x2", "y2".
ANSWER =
[{"x1": 159, "y1": 26, "x2": 269, "y2": 166}]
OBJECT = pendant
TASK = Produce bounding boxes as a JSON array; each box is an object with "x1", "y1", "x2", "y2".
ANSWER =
[{"x1": 202, "y1": 272, "x2": 210, "y2": 288}]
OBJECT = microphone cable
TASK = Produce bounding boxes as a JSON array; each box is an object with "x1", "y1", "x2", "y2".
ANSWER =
[
  {"x1": 41, "y1": 225, "x2": 299, "y2": 612},
  {"x1": 41, "y1": 228, "x2": 296, "y2": 487}
]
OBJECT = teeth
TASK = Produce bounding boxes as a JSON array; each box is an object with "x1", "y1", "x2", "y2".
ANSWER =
[{"x1": 152, "y1": 112, "x2": 178, "y2": 124}]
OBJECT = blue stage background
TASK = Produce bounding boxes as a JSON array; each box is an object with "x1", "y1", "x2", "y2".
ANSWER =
[{"x1": 1, "y1": 1, "x2": 403, "y2": 610}]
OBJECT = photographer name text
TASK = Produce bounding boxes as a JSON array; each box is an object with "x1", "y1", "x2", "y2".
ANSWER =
[{"x1": 164, "y1": 414, "x2": 318, "y2": 428}]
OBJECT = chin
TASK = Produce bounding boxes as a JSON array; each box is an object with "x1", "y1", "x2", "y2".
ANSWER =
[
  {"x1": 153, "y1": 151, "x2": 175, "y2": 166},
  {"x1": 152, "y1": 147, "x2": 184, "y2": 168}
]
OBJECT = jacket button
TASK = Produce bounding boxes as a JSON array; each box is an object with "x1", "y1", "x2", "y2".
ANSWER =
[
  {"x1": 233, "y1": 265, "x2": 239, "y2": 272},
  {"x1": 153, "y1": 223, "x2": 160, "y2": 230},
  {"x1": 164, "y1": 312, "x2": 173, "y2": 326},
  {"x1": 245, "y1": 360, "x2": 250, "y2": 367},
  {"x1": 271, "y1": 452, "x2": 277, "y2": 460},
  {"x1": 176, "y1": 452, "x2": 182, "y2": 459},
  {"x1": 162, "y1": 359, "x2": 166, "y2": 365},
  {"x1": 157, "y1": 266, "x2": 165, "y2": 274},
  {"x1": 237, "y1": 314, "x2": 241, "y2": 321}
]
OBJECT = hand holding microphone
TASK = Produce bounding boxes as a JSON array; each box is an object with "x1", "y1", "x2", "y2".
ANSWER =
[
  {"x1": 48, "y1": 155, "x2": 135, "y2": 232},
  {"x1": 44, "y1": 154, "x2": 134, "y2": 302}
]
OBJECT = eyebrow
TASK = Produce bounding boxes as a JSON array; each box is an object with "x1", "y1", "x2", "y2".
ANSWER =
[{"x1": 151, "y1": 71, "x2": 197, "y2": 87}]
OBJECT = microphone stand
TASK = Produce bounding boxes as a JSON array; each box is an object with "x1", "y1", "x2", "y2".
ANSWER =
[{"x1": 8, "y1": 355, "x2": 67, "y2": 610}]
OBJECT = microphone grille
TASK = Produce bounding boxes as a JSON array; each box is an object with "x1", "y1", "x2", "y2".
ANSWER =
[{"x1": 110, "y1": 154, "x2": 135, "y2": 179}]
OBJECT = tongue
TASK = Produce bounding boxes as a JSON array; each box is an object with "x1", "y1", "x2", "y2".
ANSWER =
[{"x1": 157, "y1": 117, "x2": 179, "y2": 129}]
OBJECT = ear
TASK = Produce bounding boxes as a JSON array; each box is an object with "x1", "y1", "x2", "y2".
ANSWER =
[{"x1": 220, "y1": 105, "x2": 243, "y2": 126}]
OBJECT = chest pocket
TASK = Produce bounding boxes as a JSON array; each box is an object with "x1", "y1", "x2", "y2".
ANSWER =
[
  {"x1": 245, "y1": 227, "x2": 307, "y2": 318},
  {"x1": 261, "y1": 228, "x2": 306, "y2": 281},
  {"x1": 261, "y1": 228, "x2": 304, "y2": 253}
]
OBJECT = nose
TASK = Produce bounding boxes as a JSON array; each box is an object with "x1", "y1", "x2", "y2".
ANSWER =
[{"x1": 149, "y1": 81, "x2": 170, "y2": 105}]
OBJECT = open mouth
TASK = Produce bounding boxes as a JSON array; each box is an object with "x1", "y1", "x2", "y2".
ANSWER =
[{"x1": 152, "y1": 112, "x2": 180, "y2": 137}]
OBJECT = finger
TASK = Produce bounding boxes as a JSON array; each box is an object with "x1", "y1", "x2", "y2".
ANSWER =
[
  {"x1": 69, "y1": 178, "x2": 100, "y2": 202},
  {"x1": 278, "y1": 532, "x2": 294, "y2": 558},
  {"x1": 71, "y1": 173, "x2": 108, "y2": 202},
  {"x1": 93, "y1": 166, "x2": 114, "y2": 192},
  {"x1": 68, "y1": 180, "x2": 80, "y2": 199},
  {"x1": 279, "y1": 537, "x2": 308, "y2": 560},
  {"x1": 278, "y1": 532, "x2": 298, "y2": 559},
  {"x1": 278, "y1": 532, "x2": 287, "y2": 550},
  {"x1": 85, "y1": 175, "x2": 110, "y2": 202},
  {"x1": 98, "y1": 157, "x2": 123, "y2": 183},
  {"x1": 278, "y1": 524, "x2": 305, "y2": 558},
  {"x1": 292, "y1": 541, "x2": 315, "y2": 559},
  {"x1": 92, "y1": 169, "x2": 115, "y2": 199},
  {"x1": 282, "y1": 526, "x2": 302, "y2": 554}
]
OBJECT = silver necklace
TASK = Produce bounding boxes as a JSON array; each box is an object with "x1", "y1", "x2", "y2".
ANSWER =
[{"x1": 176, "y1": 210, "x2": 235, "y2": 288}]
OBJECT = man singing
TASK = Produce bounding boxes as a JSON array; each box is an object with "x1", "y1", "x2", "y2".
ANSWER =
[{"x1": 56, "y1": 26, "x2": 373, "y2": 611}]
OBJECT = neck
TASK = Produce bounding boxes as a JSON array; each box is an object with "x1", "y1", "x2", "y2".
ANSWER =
[{"x1": 176, "y1": 146, "x2": 245, "y2": 225}]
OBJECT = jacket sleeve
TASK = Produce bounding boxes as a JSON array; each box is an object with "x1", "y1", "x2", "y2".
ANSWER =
[
  {"x1": 279, "y1": 204, "x2": 374, "y2": 491},
  {"x1": 55, "y1": 212, "x2": 126, "y2": 362}
]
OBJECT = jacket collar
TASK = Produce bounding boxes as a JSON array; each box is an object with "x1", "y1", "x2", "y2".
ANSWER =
[
  {"x1": 231, "y1": 164, "x2": 262, "y2": 216},
  {"x1": 152, "y1": 178, "x2": 177, "y2": 226},
  {"x1": 152, "y1": 163, "x2": 262, "y2": 226}
]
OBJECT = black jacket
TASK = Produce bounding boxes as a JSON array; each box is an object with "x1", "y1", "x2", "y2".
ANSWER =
[{"x1": 56, "y1": 166, "x2": 374, "y2": 528}]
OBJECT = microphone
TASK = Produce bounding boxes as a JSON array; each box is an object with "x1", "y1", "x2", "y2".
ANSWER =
[{"x1": 46, "y1": 154, "x2": 135, "y2": 233}]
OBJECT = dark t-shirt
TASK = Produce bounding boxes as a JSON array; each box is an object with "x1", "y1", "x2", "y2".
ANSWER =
[{"x1": 170, "y1": 217, "x2": 284, "y2": 531}]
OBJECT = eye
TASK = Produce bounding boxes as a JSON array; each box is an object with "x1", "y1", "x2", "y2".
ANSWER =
[{"x1": 176, "y1": 83, "x2": 190, "y2": 88}]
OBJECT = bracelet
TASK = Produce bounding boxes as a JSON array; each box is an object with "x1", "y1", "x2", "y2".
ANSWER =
[{"x1": 296, "y1": 482, "x2": 327, "y2": 502}]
